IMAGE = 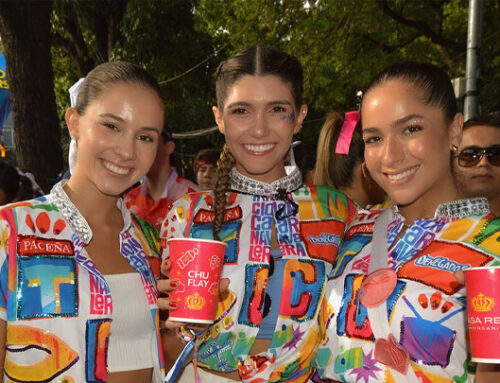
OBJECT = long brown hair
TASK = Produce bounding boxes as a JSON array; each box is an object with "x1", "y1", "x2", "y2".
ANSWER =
[{"x1": 212, "y1": 46, "x2": 304, "y2": 240}]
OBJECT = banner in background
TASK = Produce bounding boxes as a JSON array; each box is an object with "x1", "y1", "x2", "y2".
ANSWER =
[{"x1": 0, "y1": 52, "x2": 11, "y2": 135}]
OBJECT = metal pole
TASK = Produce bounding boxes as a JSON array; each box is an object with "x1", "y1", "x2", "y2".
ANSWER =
[{"x1": 464, "y1": 0, "x2": 484, "y2": 121}]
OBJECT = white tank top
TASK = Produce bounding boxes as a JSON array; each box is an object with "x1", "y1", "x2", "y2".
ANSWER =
[{"x1": 105, "y1": 273, "x2": 155, "y2": 372}]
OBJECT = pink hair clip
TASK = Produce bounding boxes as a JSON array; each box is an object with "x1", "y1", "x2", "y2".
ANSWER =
[{"x1": 335, "y1": 110, "x2": 360, "y2": 154}]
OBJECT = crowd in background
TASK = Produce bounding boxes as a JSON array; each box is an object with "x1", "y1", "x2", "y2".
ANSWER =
[{"x1": 0, "y1": 46, "x2": 499, "y2": 383}]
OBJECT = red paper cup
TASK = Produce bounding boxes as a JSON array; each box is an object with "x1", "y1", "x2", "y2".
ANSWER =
[
  {"x1": 465, "y1": 266, "x2": 500, "y2": 363},
  {"x1": 167, "y1": 238, "x2": 227, "y2": 324}
]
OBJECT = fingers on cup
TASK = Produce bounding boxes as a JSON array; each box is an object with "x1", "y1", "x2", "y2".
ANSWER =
[
  {"x1": 157, "y1": 278, "x2": 179, "y2": 293},
  {"x1": 157, "y1": 296, "x2": 178, "y2": 310},
  {"x1": 161, "y1": 259, "x2": 171, "y2": 277}
]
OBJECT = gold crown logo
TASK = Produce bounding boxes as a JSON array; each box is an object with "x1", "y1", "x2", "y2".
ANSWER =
[
  {"x1": 471, "y1": 293, "x2": 495, "y2": 312},
  {"x1": 185, "y1": 292, "x2": 205, "y2": 311}
]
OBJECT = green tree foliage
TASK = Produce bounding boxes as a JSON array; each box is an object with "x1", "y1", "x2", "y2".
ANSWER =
[
  {"x1": 195, "y1": 0, "x2": 500, "y2": 145},
  {"x1": 6, "y1": 0, "x2": 497, "y2": 182},
  {"x1": 50, "y1": 0, "x2": 224, "y2": 174}
]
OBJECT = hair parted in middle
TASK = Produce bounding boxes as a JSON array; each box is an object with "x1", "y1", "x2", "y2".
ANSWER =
[{"x1": 212, "y1": 46, "x2": 304, "y2": 240}]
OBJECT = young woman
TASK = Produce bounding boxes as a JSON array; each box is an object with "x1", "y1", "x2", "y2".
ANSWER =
[
  {"x1": 315, "y1": 62, "x2": 500, "y2": 382},
  {"x1": 0, "y1": 62, "x2": 166, "y2": 382},
  {"x1": 159, "y1": 46, "x2": 355, "y2": 382},
  {"x1": 314, "y1": 111, "x2": 386, "y2": 209}
]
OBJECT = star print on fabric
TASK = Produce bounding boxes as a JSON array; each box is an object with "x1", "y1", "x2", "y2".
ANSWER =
[
  {"x1": 349, "y1": 349, "x2": 381, "y2": 383},
  {"x1": 283, "y1": 325, "x2": 306, "y2": 351}
]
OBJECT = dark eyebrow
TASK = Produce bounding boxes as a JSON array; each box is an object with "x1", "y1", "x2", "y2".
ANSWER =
[
  {"x1": 142, "y1": 127, "x2": 162, "y2": 135},
  {"x1": 362, "y1": 127, "x2": 380, "y2": 135},
  {"x1": 362, "y1": 114, "x2": 425, "y2": 135},
  {"x1": 99, "y1": 113, "x2": 161, "y2": 134},
  {"x1": 226, "y1": 100, "x2": 294, "y2": 109},
  {"x1": 391, "y1": 114, "x2": 424, "y2": 127},
  {"x1": 98, "y1": 113, "x2": 125, "y2": 122},
  {"x1": 226, "y1": 102, "x2": 251, "y2": 109},
  {"x1": 268, "y1": 100, "x2": 293, "y2": 106}
]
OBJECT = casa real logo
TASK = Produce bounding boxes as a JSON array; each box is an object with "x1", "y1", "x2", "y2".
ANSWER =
[{"x1": 472, "y1": 292, "x2": 495, "y2": 312}]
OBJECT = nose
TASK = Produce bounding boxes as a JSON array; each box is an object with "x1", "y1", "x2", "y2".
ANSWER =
[
  {"x1": 477, "y1": 151, "x2": 489, "y2": 167},
  {"x1": 249, "y1": 112, "x2": 269, "y2": 138},
  {"x1": 114, "y1": 134, "x2": 136, "y2": 160},
  {"x1": 381, "y1": 135, "x2": 404, "y2": 167}
]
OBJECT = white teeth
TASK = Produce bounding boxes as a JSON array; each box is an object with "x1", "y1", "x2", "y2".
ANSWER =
[
  {"x1": 244, "y1": 144, "x2": 275, "y2": 152},
  {"x1": 387, "y1": 166, "x2": 418, "y2": 181},
  {"x1": 103, "y1": 161, "x2": 130, "y2": 175}
]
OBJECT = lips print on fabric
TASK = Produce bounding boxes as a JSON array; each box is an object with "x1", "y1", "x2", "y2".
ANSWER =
[{"x1": 5, "y1": 324, "x2": 79, "y2": 382}]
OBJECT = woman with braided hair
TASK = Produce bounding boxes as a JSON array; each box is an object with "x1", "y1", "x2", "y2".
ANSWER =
[{"x1": 158, "y1": 46, "x2": 355, "y2": 382}]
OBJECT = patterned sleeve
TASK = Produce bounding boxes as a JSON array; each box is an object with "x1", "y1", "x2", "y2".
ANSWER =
[
  {"x1": 0, "y1": 210, "x2": 12, "y2": 321},
  {"x1": 160, "y1": 193, "x2": 200, "y2": 262}
]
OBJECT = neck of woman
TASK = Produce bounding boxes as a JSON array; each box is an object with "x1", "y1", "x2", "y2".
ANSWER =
[
  {"x1": 64, "y1": 179, "x2": 122, "y2": 228},
  {"x1": 397, "y1": 175, "x2": 459, "y2": 226}
]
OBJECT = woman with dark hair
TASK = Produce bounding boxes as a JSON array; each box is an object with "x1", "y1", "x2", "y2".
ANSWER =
[
  {"x1": 0, "y1": 61, "x2": 166, "y2": 382},
  {"x1": 314, "y1": 111, "x2": 385, "y2": 208},
  {"x1": 316, "y1": 62, "x2": 500, "y2": 382},
  {"x1": 159, "y1": 46, "x2": 355, "y2": 382}
]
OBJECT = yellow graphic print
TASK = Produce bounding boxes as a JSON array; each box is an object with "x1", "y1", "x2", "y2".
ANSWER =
[
  {"x1": 472, "y1": 293, "x2": 495, "y2": 312},
  {"x1": 441, "y1": 216, "x2": 500, "y2": 256},
  {"x1": 5, "y1": 324, "x2": 79, "y2": 382},
  {"x1": 0, "y1": 226, "x2": 8, "y2": 252}
]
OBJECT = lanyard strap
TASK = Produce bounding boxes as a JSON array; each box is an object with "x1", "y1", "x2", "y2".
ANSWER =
[
  {"x1": 165, "y1": 328, "x2": 202, "y2": 383},
  {"x1": 367, "y1": 208, "x2": 421, "y2": 382}
]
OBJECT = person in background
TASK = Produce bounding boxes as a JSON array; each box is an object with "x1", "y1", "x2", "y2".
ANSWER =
[
  {"x1": 291, "y1": 141, "x2": 316, "y2": 184},
  {"x1": 193, "y1": 148, "x2": 219, "y2": 190},
  {"x1": 16, "y1": 169, "x2": 44, "y2": 200},
  {"x1": 453, "y1": 112, "x2": 500, "y2": 215},
  {"x1": 316, "y1": 62, "x2": 500, "y2": 382},
  {"x1": 0, "y1": 160, "x2": 20, "y2": 205},
  {"x1": 159, "y1": 46, "x2": 355, "y2": 382},
  {"x1": 0, "y1": 61, "x2": 167, "y2": 382},
  {"x1": 124, "y1": 125, "x2": 199, "y2": 231},
  {"x1": 314, "y1": 111, "x2": 386, "y2": 208}
]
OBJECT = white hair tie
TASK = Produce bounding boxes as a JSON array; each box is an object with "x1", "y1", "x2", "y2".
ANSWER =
[
  {"x1": 68, "y1": 77, "x2": 85, "y2": 108},
  {"x1": 68, "y1": 78, "x2": 85, "y2": 174}
]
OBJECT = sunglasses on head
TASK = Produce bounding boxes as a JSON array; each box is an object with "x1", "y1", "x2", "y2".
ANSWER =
[{"x1": 456, "y1": 145, "x2": 500, "y2": 167}]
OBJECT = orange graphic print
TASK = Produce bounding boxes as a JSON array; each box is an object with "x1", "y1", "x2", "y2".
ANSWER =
[{"x1": 5, "y1": 324, "x2": 79, "y2": 382}]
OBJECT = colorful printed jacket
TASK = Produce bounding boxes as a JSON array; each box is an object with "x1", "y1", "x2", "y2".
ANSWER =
[
  {"x1": 161, "y1": 185, "x2": 355, "y2": 382},
  {"x1": 0, "y1": 181, "x2": 165, "y2": 382},
  {"x1": 315, "y1": 198, "x2": 500, "y2": 383},
  {"x1": 125, "y1": 168, "x2": 199, "y2": 231}
]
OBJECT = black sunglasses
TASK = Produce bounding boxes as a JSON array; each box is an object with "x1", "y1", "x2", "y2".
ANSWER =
[{"x1": 456, "y1": 146, "x2": 500, "y2": 167}]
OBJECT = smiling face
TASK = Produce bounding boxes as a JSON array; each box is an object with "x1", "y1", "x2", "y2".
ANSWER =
[
  {"x1": 361, "y1": 79, "x2": 462, "y2": 210},
  {"x1": 453, "y1": 125, "x2": 500, "y2": 200},
  {"x1": 213, "y1": 75, "x2": 307, "y2": 183},
  {"x1": 66, "y1": 82, "x2": 164, "y2": 197}
]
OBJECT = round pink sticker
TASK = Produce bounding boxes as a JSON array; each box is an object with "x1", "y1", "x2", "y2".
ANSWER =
[{"x1": 359, "y1": 268, "x2": 397, "y2": 308}]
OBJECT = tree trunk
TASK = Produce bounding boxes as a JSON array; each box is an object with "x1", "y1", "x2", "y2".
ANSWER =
[{"x1": 0, "y1": 0, "x2": 63, "y2": 192}]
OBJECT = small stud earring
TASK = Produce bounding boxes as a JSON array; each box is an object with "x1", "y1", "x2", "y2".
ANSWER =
[{"x1": 451, "y1": 145, "x2": 458, "y2": 153}]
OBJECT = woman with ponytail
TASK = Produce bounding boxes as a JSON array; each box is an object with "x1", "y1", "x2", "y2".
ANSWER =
[{"x1": 158, "y1": 46, "x2": 355, "y2": 382}]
